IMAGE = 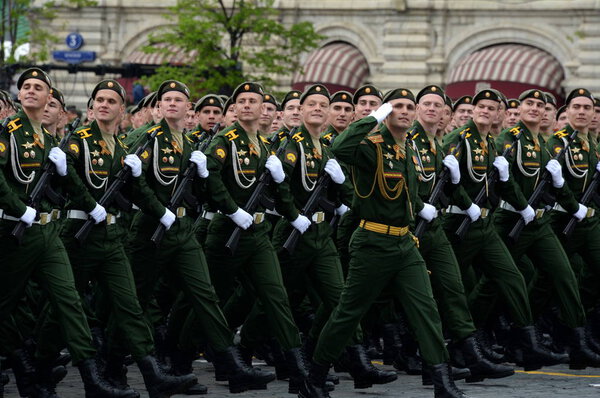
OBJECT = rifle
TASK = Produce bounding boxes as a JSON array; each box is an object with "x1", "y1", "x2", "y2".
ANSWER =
[
  {"x1": 11, "y1": 118, "x2": 80, "y2": 244},
  {"x1": 413, "y1": 129, "x2": 468, "y2": 239},
  {"x1": 74, "y1": 127, "x2": 160, "y2": 244},
  {"x1": 150, "y1": 123, "x2": 220, "y2": 246},
  {"x1": 225, "y1": 127, "x2": 296, "y2": 254},
  {"x1": 455, "y1": 128, "x2": 524, "y2": 240},
  {"x1": 508, "y1": 129, "x2": 578, "y2": 241}
]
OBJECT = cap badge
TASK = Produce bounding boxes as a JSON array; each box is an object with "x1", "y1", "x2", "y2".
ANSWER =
[
  {"x1": 401, "y1": 90, "x2": 407, "y2": 96},
  {"x1": 365, "y1": 87, "x2": 371, "y2": 94},
  {"x1": 108, "y1": 82, "x2": 114, "y2": 88},
  {"x1": 32, "y1": 71, "x2": 38, "y2": 77},
  {"x1": 579, "y1": 89, "x2": 585, "y2": 95},
  {"x1": 431, "y1": 86, "x2": 437, "y2": 92},
  {"x1": 315, "y1": 86, "x2": 321, "y2": 92},
  {"x1": 534, "y1": 91, "x2": 540, "y2": 98},
  {"x1": 170, "y1": 82, "x2": 176, "y2": 88},
  {"x1": 244, "y1": 84, "x2": 250, "y2": 90}
]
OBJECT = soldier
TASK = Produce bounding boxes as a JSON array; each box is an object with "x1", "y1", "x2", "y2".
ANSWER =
[
  {"x1": 280, "y1": 90, "x2": 303, "y2": 133},
  {"x1": 300, "y1": 90, "x2": 468, "y2": 398},
  {"x1": 540, "y1": 93, "x2": 557, "y2": 142},
  {"x1": 190, "y1": 94, "x2": 224, "y2": 142},
  {"x1": 451, "y1": 95, "x2": 473, "y2": 131},
  {"x1": 438, "y1": 93, "x2": 453, "y2": 137},
  {"x1": 321, "y1": 90, "x2": 353, "y2": 145},
  {"x1": 352, "y1": 84, "x2": 383, "y2": 120},
  {"x1": 85, "y1": 97, "x2": 95, "y2": 124},
  {"x1": 184, "y1": 107, "x2": 196, "y2": 131},
  {"x1": 555, "y1": 105, "x2": 568, "y2": 131},
  {"x1": 258, "y1": 93, "x2": 278, "y2": 137},
  {"x1": 588, "y1": 97, "x2": 600, "y2": 147},
  {"x1": 127, "y1": 79, "x2": 275, "y2": 394},
  {"x1": 62, "y1": 79, "x2": 199, "y2": 396},
  {"x1": 442, "y1": 89, "x2": 567, "y2": 371},
  {"x1": 410, "y1": 85, "x2": 514, "y2": 382},
  {"x1": 0, "y1": 67, "x2": 139, "y2": 398},
  {"x1": 490, "y1": 91, "x2": 507, "y2": 138},
  {"x1": 504, "y1": 99, "x2": 521, "y2": 129},
  {"x1": 270, "y1": 103, "x2": 284, "y2": 134},
  {"x1": 42, "y1": 87, "x2": 66, "y2": 137},
  {"x1": 223, "y1": 96, "x2": 238, "y2": 126}
]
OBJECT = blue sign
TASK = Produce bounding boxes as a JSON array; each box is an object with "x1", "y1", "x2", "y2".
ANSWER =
[
  {"x1": 52, "y1": 50, "x2": 96, "y2": 64},
  {"x1": 65, "y1": 33, "x2": 84, "y2": 50}
]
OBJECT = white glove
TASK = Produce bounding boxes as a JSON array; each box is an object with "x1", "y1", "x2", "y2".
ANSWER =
[
  {"x1": 265, "y1": 155, "x2": 285, "y2": 184},
  {"x1": 466, "y1": 203, "x2": 481, "y2": 222},
  {"x1": 418, "y1": 203, "x2": 438, "y2": 223},
  {"x1": 48, "y1": 147, "x2": 67, "y2": 176},
  {"x1": 573, "y1": 203, "x2": 588, "y2": 221},
  {"x1": 190, "y1": 151, "x2": 209, "y2": 178},
  {"x1": 324, "y1": 159, "x2": 345, "y2": 184},
  {"x1": 493, "y1": 156, "x2": 509, "y2": 182},
  {"x1": 227, "y1": 207, "x2": 253, "y2": 230},
  {"x1": 443, "y1": 155, "x2": 460, "y2": 184},
  {"x1": 89, "y1": 203, "x2": 107, "y2": 224},
  {"x1": 545, "y1": 159, "x2": 564, "y2": 188},
  {"x1": 291, "y1": 214, "x2": 311, "y2": 234},
  {"x1": 160, "y1": 208, "x2": 176, "y2": 230},
  {"x1": 518, "y1": 205, "x2": 535, "y2": 225},
  {"x1": 20, "y1": 206, "x2": 36, "y2": 227},
  {"x1": 335, "y1": 204, "x2": 349, "y2": 216},
  {"x1": 124, "y1": 154, "x2": 142, "y2": 178},
  {"x1": 369, "y1": 102, "x2": 393, "y2": 123},
  {"x1": 596, "y1": 161, "x2": 600, "y2": 173}
]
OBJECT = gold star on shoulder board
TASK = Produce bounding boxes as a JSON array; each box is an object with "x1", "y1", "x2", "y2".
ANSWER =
[
  {"x1": 306, "y1": 153, "x2": 313, "y2": 160},
  {"x1": 473, "y1": 148, "x2": 483, "y2": 155},
  {"x1": 22, "y1": 141, "x2": 34, "y2": 149},
  {"x1": 384, "y1": 153, "x2": 394, "y2": 160},
  {"x1": 237, "y1": 149, "x2": 247, "y2": 156},
  {"x1": 572, "y1": 147, "x2": 581, "y2": 153},
  {"x1": 90, "y1": 149, "x2": 100, "y2": 157},
  {"x1": 161, "y1": 147, "x2": 173, "y2": 154},
  {"x1": 524, "y1": 144, "x2": 535, "y2": 151},
  {"x1": 419, "y1": 148, "x2": 428, "y2": 155}
]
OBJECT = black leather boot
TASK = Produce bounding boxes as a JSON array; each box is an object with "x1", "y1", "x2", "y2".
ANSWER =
[
  {"x1": 381, "y1": 323, "x2": 402, "y2": 365},
  {"x1": 301, "y1": 338, "x2": 336, "y2": 392},
  {"x1": 392, "y1": 346, "x2": 422, "y2": 375},
  {"x1": 456, "y1": 335, "x2": 514, "y2": 382},
  {"x1": 569, "y1": 327, "x2": 600, "y2": 369},
  {"x1": 298, "y1": 362, "x2": 330, "y2": 398},
  {"x1": 516, "y1": 326, "x2": 569, "y2": 371},
  {"x1": 104, "y1": 356, "x2": 129, "y2": 390},
  {"x1": 285, "y1": 348, "x2": 309, "y2": 394},
  {"x1": 422, "y1": 365, "x2": 470, "y2": 386},
  {"x1": 29, "y1": 361, "x2": 60, "y2": 398},
  {"x1": 430, "y1": 363, "x2": 468, "y2": 398},
  {"x1": 346, "y1": 344, "x2": 397, "y2": 389},
  {"x1": 137, "y1": 355, "x2": 197, "y2": 398},
  {"x1": 267, "y1": 338, "x2": 291, "y2": 381},
  {"x1": 78, "y1": 358, "x2": 139, "y2": 398},
  {"x1": 212, "y1": 346, "x2": 275, "y2": 393},
  {"x1": 474, "y1": 329, "x2": 505, "y2": 363},
  {"x1": 10, "y1": 348, "x2": 37, "y2": 397}
]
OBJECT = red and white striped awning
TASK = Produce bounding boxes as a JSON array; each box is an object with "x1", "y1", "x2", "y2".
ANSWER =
[
  {"x1": 126, "y1": 43, "x2": 197, "y2": 66},
  {"x1": 447, "y1": 44, "x2": 563, "y2": 92},
  {"x1": 292, "y1": 42, "x2": 369, "y2": 93}
]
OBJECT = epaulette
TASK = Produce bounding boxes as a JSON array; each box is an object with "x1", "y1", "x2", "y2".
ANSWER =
[
  {"x1": 147, "y1": 125, "x2": 162, "y2": 136},
  {"x1": 117, "y1": 137, "x2": 128, "y2": 150},
  {"x1": 190, "y1": 130, "x2": 201, "y2": 137},
  {"x1": 322, "y1": 132, "x2": 333, "y2": 141},
  {"x1": 292, "y1": 131, "x2": 304, "y2": 142},
  {"x1": 225, "y1": 129, "x2": 239, "y2": 141},
  {"x1": 367, "y1": 134, "x2": 384, "y2": 144},
  {"x1": 185, "y1": 135, "x2": 193, "y2": 143},
  {"x1": 554, "y1": 129, "x2": 568, "y2": 138},
  {"x1": 77, "y1": 127, "x2": 93, "y2": 139},
  {"x1": 509, "y1": 126, "x2": 521, "y2": 137},
  {"x1": 7, "y1": 118, "x2": 22, "y2": 133},
  {"x1": 260, "y1": 135, "x2": 269, "y2": 144}
]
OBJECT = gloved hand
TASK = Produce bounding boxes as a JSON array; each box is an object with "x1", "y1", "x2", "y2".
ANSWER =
[
  {"x1": 466, "y1": 203, "x2": 481, "y2": 222},
  {"x1": 324, "y1": 159, "x2": 345, "y2": 184},
  {"x1": 227, "y1": 208, "x2": 253, "y2": 230},
  {"x1": 335, "y1": 204, "x2": 349, "y2": 216},
  {"x1": 545, "y1": 159, "x2": 564, "y2": 188},
  {"x1": 518, "y1": 205, "x2": 535, "y2": 225},
  {"x1": 493, "y1": 156, "x2": 509, "y2": 182},
  {"x1": 265, "y1": 155, "x2": 285, "y2": 184},
  {"x1": 573, "y1": 203, "x2": 588, "y2": 221},
  {"x1": 291, "y1": 215, "x2": 311, "y2": 234},
  {"x1": 89, "y1": 203, "x2": 107, "y2": 224},
  {"x1": 160, "y1": 208, "x2": 176, "y2": 230},
  {"x1": 369, "y1": 102, "x2": 393, "y2": 123},
  {"x1": 20, "y1": 206, "x2": 36, "y2": 227},
  {"x1": 596, "y1": 161, "x2": 600, "y2": 173},
  {"x1": 418, "y1": 203, "x2": 437, "y2": 223},
  {"x1": 49, "y1": 147, "x2": 67, "y2": 176},
  {"x1": 443, "y1": 155, "x2": 460, "y2": 184},
  {"x1": 124, "y1": 154, "x2": 142, "y2": 178},
  {"x1": 190, "y1": 150, "x2": 209, "y2": 178}
]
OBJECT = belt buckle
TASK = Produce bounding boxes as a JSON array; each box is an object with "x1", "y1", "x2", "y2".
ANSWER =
[
  {"x1": 315, "y1": 212, "x2": 324, "y2": 224},
  {"x1": 39, "y1": 213, "x2": 49, "y2": 225},
  {"x1": 106, "y1": 213, "x2": 114, "y2": 225},
  {"x1": 535, "y1": 209, "x2": 545, "y2": 219},
  {"x1": 176, "y1": 207, "x2": 186, "y2": 218},
  {"x1": 254, "y1": 212, "x2": 264, "y2": 224},
  {"x1": 480, "y1": 208, "x2": 489, "y2": 219},
  {"x1": 587, "y1": 208, "x2": 595, "y2": 218}
]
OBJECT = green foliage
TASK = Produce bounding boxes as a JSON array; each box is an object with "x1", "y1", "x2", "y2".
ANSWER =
[{"x1": 143, "y1": 0, "x2": 323, "y2": 97}]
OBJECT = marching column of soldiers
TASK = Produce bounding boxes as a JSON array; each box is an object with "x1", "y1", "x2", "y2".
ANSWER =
[{"x1": 1, "y1": 67, "x2": 600, "y2": 398}]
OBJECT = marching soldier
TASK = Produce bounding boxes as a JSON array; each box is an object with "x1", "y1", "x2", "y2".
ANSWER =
[
  {"x1": 190, "y1": 94, "x2": 224, "y2": 143},
  {"x1": 279, "y1": 90, "x2": 303, "y2": 134},
  {"x1": 504, "y1": 99, "x2": 521, "y2": 129},
  {"x1": 42, "y1": 87, "x2": 67, "y2": 138},
  {"x1": 450, "y1": 95, "x2": 473, "y2": 131},
  {"x1": 321, "y1": 90, "x2": 353, "y2": 145},
  {"x1": 539, "y1": 93, "x2": 557, "y2": 141},
  {"x1": 223, "y1": 96, "x2": 238, "y2": 126},
  {"x1": 259, "y1": 93, "x2": 278, "y2": 137},
  {"x1": 438, "y1": 93, "x2": 453, "y2": 137}
]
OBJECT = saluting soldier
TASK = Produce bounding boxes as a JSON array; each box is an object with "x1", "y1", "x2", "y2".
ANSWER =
[{"x1": 0, "y1": 68, "x2": 138, "y2": 398}]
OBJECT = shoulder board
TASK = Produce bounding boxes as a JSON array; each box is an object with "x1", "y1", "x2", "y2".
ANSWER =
[
  {"x1": 260, "y1": 135, "x2": 269, "y2": 144},
  {"x1": 117, "y1": 137, "x2": 128, "y2": 150},
  {"x1": 185, "y1": 135, "x2": 194, "y2": 143},
  {"x1": 509, "y1": 126, "x2": 522, "y2": 136},
  {"x1": 412, "y1": 132, "x2": 420, "y2": 140},
  {"x1": 367, "y1": 134, "x2": 384, "y2": 144},
  {"x1": 77, "y1": 127, "x2": 93, "y2": 139},
  {"x1": 118, "y1": 133, "x2": 127, "y2": 140},
  {"x1": 322, "y1": 132, "x2": 332, "y2": 140},
  {"x1": 190, "y1": 130, "x2": 201, "y2": 137},
  {"x1": 292, "y1": 131, "x2": 304, "y2": 142},
  {"x1": 225, "y1": 129, "x2": 239, "y2": 141},
  {"x1": 147, "y1": 125, "x2": 162, "y2": 136},
  {"x1": 7, "y1": 118, "x2": 22, "y2": 133},
  {"x1": 554, "y1": 129, "x2": 568, "y2": 138}
]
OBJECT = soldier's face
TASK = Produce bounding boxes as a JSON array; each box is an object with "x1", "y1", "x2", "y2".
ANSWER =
[
  {"x1": 519, "y1": 98, "x2": 545, "y2": 126},
  {"x1": 472, "y1": 100, "x2": 499, "y2": 128},
  {"x1": 93, "y1": 89, "x2": 124, "y2": 124},
  {"x1": 567, "y1": 97, "x2": 594, "y2": 130},
  {"x1": 259, "y1": 102, "x2": 277, "y2": 128},
  {"x1": 354, "y1": 95, "x2": 382, "y2": 119},
  {"x1": 282, "y1": 99, "x2": 301, "y2": 127},
  {"x1": 589, "y1": 106, "x2": 600, "y2": 131},
  {"x1": 328, "y1": 102, "x2": 353, "y2": 132},
  {"x1": 437, "y1": 105, "x2": 452, "y2": 132},
  {"x1": 540, "y1": 104, "x2": 556, "y2": 130},
  {"x1": 493, "y1": 103, "x2": 506, "y2": 127},
  {"x1": 184, "y1": 109, "x2": 196, "y2": 130},
  {"x1": 417, "y1": 94, "x2": 444, "y2": 126},
  {"x1": 224, "y1": 105, "x2": 238, "y2": 125},
  {"x1": 270, "y1": 111, "x2": 283, "y2": 133},
  {"x1": 504, "y1": 108, "x2": 520, "y2": 128},
  {"x1": 160, "y1": 91, "x2": 189, "y2": 121},
  {"x1": 235, "y1": 92, "x2": 262, "y2": 122},
  {"x1": 301, "y1": 94, "x2": 329, "y2": 127},
  {"x1": 386, "y1": 98, "x2": 416, "y2": 130},
  {"x1": 42, "y1": 97, "x2": 64, "y2": 127},
  {"x1": 18, "y1": 79, "x2": 51, "y2": 111},
  {"x1": 198, "y1": 106, "x2": 223, "y2": 131},
  {"x1": 453, "y1": 104, "x2": 473, "y2": 126},
  {"x1": 131, "y1": 112, "x2": 145, "y2": 129},
  {"x1": 556, "y1": 113, "x2": 568, "y2": 131}
]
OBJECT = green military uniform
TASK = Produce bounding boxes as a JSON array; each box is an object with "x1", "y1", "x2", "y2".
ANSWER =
[
  {"x1": 441, "y1": 117, "x2": 533, "y2": 328},
  {"x1": 313, "y1": 115, "x2": 448, "y2": 367},
  {"x1": 61, "y1": 119, "x2": 155, "y2": 360},
  {"x1": 0, "y1": 110, "x2": 96, "y2": 364},
  {"x1": 127, "y1": 118, "x2": 233, "y2": 353},
  {"x1": 204, "y1": 119, "x2": 301, "y2": 351}
]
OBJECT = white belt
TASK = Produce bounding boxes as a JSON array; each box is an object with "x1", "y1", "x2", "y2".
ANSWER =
[
  {"x1": 0, "y1": 209, "x2": 61, "y2": 225},
  {"x1": 553, "y1": 203, "x2": 595, "y2": 218},
  {"x1": 67, "y1": 209, "x2": 120, "y2": 225},
  {"x1": 201, "y1": 210, "x2": 215, "y2": 220},
  {"x1": 446, "y1": 205, "x2": 489, "y2": 218},
  {"x1": 499, "y1": 200, "x2": 546, "y2": 219},
  {"x1": 265, "y1": 208, "x2": 282, "y2": 217},
  {"x1": 131, "y1": 204, "x2": 140, "y2": 210},
  {"x1": 311, "y1": 211, "x2": 326, "y2": 224}
]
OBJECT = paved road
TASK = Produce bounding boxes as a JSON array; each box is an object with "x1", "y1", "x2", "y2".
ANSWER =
[{"x1": 4, "y1": 359, "x2": 600, "y2": 397}]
